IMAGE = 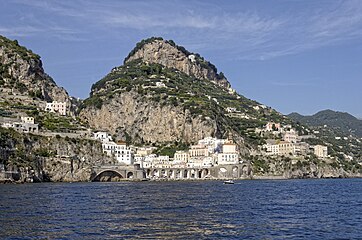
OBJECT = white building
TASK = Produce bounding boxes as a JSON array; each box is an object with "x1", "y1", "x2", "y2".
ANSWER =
[
  {"x1": 136, "y1": 147, "x2": 156, "y2": 157},
  {"x1": 202, "y1": 156, "x2": 216, "y2": 167},
  {"x1": 155, "y1": 82, "x2": 166, "y2": 87},
  {"x1": 187, "y1": 157, "x2": 204, "y2": 168},
  {"x1": 174, "y1": 151, "x2": 189, "y2": 163},
  {"x1": 102, "y1": 141, "x2": 134, "y2": 165},
  {"x1": 197, "y1": 137, "x2": 224, "y2": 153},
  {"x1": 93, "y1": 131, "x2": 112, "y2": 143},
  {"x1": 314, "y1": 145, "x2": 328, "y2": 158},
  {"x1": 189, "y1": 144, "x2": 209, "y2": 157},
  {"x1": 265, "y1": 122, "x2": 281, "y2": 131},
  {"x1": 21, "y1": 116, "x2": 34, "y2": 124},
  {"x1": 1, "y1": 117, "x2": 38, "y2": 133},
  {"x1": 152, "y1": 155, "x2": 171, "y2": 168},
  {"x1": 226, "y1": 107, "x2": 237, "y2": 113},
  {"x1": 278, "y1": 141, "x2": 295, "y2": 156},
  {"x1": 45, "y1": 101, "x2": 67, "y2": 115},
  {"x1": 263, "y1": 140, "x2": 295, "y2": 156},
  {"x1": 283, "y1": 130, "x2": 298, "y2": 143},
  {"x1": 264, "y1": 141, "x2": 280, "y2": 155},
  {"x1": 217, "y1": 141, "x2": 239, "y2": 165},
  {"x1": 188, "y1": 54, "x2": 196, "y2": 62}
]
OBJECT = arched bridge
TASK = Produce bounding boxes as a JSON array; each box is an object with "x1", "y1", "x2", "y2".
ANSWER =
[
  {"x1": 91, "y1": 164, "x2": 145, "y2": 182},
  {"x1": 91, "y1": 163, "x2": 251, "y2": 181},
  {"x1": 146, "y1": 163, "x2": 251, "y2": 180}
]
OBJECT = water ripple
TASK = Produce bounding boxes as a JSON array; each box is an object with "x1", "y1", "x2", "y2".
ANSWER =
[{"x1": 1, "y1": 179, "x2": 362, "y2": 239}]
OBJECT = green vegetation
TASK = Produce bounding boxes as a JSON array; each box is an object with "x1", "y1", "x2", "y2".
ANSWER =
[
  {"x1": 252, "y1": 157, "x2": 270, "y2": 174},
  {"x1": 29, "y1": 90, "x2": 44, "y2": 99},
  {"x1": 154, "y1": 142, "x2": 190, "y2": 158},
  {"x1": 289, "y1": 110, "x2": 362, "y2": 138},
  {"x1": 35, "y1": 113, "x2": 83, "y2": 132},
  {"x1": 0, "y1": 36, "x2": 40, "y2": 60}
]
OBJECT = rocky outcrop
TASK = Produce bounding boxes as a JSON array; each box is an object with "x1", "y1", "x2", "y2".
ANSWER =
[
  {"x1": 250, "y1": 157, "x2": 362, "y2": 179},
  {"x1": 80, "y1": 91, "x2": 216, "y2": 144},
  {"x1": 125, "y1": 39, "x2": 230, "y2": 88},
  {"x1": 0, "y1": 35, "x2": 69, "y2": 102},
  {"x1": 1, "y1": 128, "x2": 114, "y2": 182}
]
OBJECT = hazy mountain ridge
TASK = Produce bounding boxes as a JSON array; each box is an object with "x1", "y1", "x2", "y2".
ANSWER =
[{"x1": 288, "y1": 110, "x2": 362, "y2": 138}]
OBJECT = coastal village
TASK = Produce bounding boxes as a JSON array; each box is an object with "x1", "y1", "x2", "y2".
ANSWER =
[
  {"x1": 0, "y1": 99, "x2": 341, "y2": 181},
  {"x1": 1, "y1": 35, "x2": 361, "y2": 182}
]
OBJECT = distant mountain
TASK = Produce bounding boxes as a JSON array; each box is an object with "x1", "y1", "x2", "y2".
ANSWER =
[{"x1": 288, "y1": 110, "x2": 362, "y2": 137}]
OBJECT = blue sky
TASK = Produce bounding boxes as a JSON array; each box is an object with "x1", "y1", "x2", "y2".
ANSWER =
[{"x1": 1, "y1": 0, "x2": 362, "y2": 118}]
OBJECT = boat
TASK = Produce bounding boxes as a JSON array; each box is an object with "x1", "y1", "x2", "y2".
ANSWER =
[{"x1": 223, "y1": 180, "x2": 234, "y2": 184}]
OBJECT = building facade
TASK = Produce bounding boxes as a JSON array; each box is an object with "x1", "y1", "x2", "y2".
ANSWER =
[{"x1": 45, "y1": 101, "x2": 67, "y2": 115}]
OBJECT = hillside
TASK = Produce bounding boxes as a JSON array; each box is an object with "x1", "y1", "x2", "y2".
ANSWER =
[
  {"x1": 288, "y1": 110, "x2": 362, "y2": 138},
  {"x1": 1, "y1": 35, "x2": 361, "y2": 181},
  {"x1": 80, "y1": 38, "x2": 292, "y2": 152},
  {"x1": 0, "y1": 35, "x2": 70, "y2": 103}
]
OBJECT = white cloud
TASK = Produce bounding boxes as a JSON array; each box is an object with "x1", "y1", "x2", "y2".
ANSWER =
[{"x1": 4, "y1": 0, "x2": 362, "y2": 60}]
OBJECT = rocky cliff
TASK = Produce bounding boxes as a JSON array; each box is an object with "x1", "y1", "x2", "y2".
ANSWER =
[
  {"x1": 0, "y1": 35, "x2": 69, "y2": 102},
  {"x1": 0, "y1": 127, "x2": 113, "y2": 182},
  {"x1": 125, "y1": 37, "x2": 230, "y2": 88},
  {"x1": 81, "y1": 91, "x2": 216, "y2": 144}
]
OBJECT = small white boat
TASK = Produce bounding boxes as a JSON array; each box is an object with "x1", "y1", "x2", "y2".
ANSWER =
[{"x1": 223, "y1": 180, "x2": 234, "y2": 184}]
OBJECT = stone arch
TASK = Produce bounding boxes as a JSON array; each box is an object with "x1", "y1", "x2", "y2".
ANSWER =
[
  {"x1": 218, "y1": 167, "x2": 227, "y2": 178},
  {"x1": 232, "y1": 166, "x2": 239, "y2": 178},
  {"x1": 152, "y1": 169, "x2": 159, "y2": 178},
  {"x1": 176, "y1": 169, "x2": 181, "y2": 179},
  {"x1": 168, "y1": 169, "x2": 174, "y2": 178},
  {"x1": 161, "y1": 169, "x2": 166, "y2": 178},
  {"x1": 127, "y1": 172, "x2": 134, "y2": 179},
  {"x1": 201, "y1": 169, "x2": 209, "y2": 178},
  {"x1": 92, "y1": 170, "x2": 124, "y2": 182},
  {"x1": 146, "y1": 169, "x2": 151, "y2": 178},
  {"x1": 183, "y1": 169, "x2": 188, "y2": 178},
  {"x1": 242, "y1": 165, "x2": 249, "y2": 176}
]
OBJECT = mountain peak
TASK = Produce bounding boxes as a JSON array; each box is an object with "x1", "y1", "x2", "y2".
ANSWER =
[
  {"x1": 124, "y1": 37, "x2": 230, "y2": 88},
  {"x1": 0, "y1": 35, "x2": 69, "y2": 102}
]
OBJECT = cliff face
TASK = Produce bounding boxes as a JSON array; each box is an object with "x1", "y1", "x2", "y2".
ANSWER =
[
  {"x1": 0, "y1": 35, "x2": 69, "y2": 102},
  {"x1": 125, "y1": 38, "x2": 230, "y2": 88},
  {"x1": 0, "y1": 127, "x2": 113, "y2": 182},
  {"x1": 80, "y1": 91, "x2": 216, "y2": 144}
]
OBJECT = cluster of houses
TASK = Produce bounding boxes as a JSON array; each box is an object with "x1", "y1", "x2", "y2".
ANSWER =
[
  {"x1": 1, "y1": 101, "x2": 68, "y2": 134},
  {"x1": 259, "y1": 122, "x2": 328, "y2": 158},
  {"x1": 1, "y1": 116, "x2": 38, "y2": 133},
  {"x1": 93, "y1": 121, "x2": 332, "y2": 168},
  {"x1": 93, "y1": 132, "x2": 241, "y2": 168}
]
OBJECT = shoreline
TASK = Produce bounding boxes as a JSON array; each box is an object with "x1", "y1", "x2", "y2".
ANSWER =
[{"x1": 2, "y1": 174, "x2": 362, "y2": 184}]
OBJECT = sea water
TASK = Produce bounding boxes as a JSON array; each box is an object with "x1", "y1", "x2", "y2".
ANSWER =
[{"x1": 1, "y1": 179, "x2": 362, "y2": 239}]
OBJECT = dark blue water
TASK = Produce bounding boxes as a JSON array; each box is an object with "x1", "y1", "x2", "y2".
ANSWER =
[{"x1": 1, "y1": 179, "x2": 362, "y2": 239}]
